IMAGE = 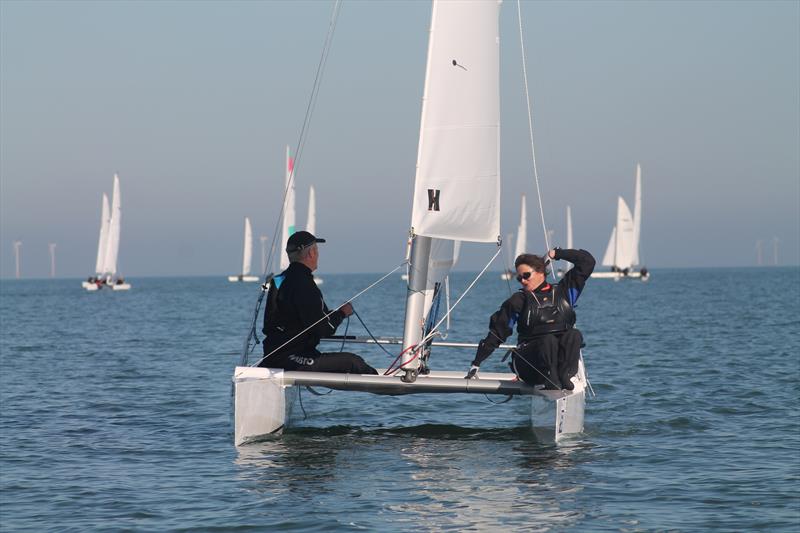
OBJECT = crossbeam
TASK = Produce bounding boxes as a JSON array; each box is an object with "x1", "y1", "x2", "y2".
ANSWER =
[
  {"x1": 321, "y1": 335, "x2": 516, "y2": 350},
  {"x1": 234, "y1": 367, "x2": 567, "y2": 398}
]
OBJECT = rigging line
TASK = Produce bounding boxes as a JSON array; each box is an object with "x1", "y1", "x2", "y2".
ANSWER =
[
  {"x1": 516, "y1": 0, "x2": 554, "y2": 283},
  {"x1": 250, "y1": 261, "x2": 407, "y2": 367},
  {"x1": 352, "y1": 309, "x2": 397, "y2": 358},
  {"x1": 416, "y1": 247, "x2": 503, "y2": 350}
]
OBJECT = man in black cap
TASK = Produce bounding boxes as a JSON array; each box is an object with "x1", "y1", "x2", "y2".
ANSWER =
[{"x1": 260, "y1": 230, "x2": 378, "y2": 374}]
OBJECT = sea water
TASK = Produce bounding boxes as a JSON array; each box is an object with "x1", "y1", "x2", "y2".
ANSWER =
[{"x1": 1, "y1": 267, "x2": 798, "y2": 531}]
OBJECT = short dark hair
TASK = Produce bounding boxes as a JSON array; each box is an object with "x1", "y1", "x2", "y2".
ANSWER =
[{"x1": 514, "y1": 253, "x2": 546, "y2": 273}]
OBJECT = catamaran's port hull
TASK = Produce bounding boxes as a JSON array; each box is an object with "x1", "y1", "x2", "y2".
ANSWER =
[{"x1": 233, "y1": 361, "x2": 587, "y2": 446}]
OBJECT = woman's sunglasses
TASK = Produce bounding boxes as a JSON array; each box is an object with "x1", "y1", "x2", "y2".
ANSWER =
[{"x1": 516, "y1": 271, "x2": 533, "y2": 283}]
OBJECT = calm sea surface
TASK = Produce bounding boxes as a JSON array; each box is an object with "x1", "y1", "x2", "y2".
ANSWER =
[{"x1": 1, "y1": 267, "x2": 798, "y2": 532}]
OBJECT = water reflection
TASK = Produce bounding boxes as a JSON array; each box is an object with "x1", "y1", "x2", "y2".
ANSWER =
[{"x1": 235, "y1": 424, "x2": 594, "y2": 530}]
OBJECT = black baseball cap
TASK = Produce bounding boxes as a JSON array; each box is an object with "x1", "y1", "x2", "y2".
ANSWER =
[{"x1": 286, "y1": 230, "x2": 326, "y2": 253}]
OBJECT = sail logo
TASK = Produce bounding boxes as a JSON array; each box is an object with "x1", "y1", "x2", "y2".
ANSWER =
[{"x1": 427, "y1": 189, "x2": 441, "y2": 211}]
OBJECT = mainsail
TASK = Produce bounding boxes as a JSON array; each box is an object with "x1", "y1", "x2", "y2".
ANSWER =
[
  {"x1": 601, "y1": 196, "x2": 635, "y2": 270},
  {"x1": 242, "y1": 217, "x2": 253, "y2": 277},
  {"x1": 279, "y1": 146, "x2": 297, "y2": 271},
  {"x1": 409, "y1": 0, "x2": 500, "y2": 244},
  {"x1": 631, "y1": 163, "x2": 642, "y2": 266},
  {"x1": 102, "y1": 174, "x2": 121, "y2": 278},
  {"x1": 514, "y1": 195, "x2": 527, "y2": 261},
  {"x1": 306, "y1": 185, "x2": 316, "y2": 236},
  {"x1": 94, "y1": 193, "x2": 110, "y2": 275}
]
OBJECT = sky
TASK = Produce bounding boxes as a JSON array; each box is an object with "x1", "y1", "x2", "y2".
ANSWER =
[{"x1": 1, "y1": 0, "x2": 798, "y2": 278}]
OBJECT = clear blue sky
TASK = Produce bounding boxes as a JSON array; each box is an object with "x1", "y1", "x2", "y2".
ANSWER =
[{"x1": 1, "y1": 0, "x2": 798, "y2": 278}]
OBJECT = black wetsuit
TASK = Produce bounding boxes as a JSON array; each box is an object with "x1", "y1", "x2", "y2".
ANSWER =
[
  {"x1": 473, "y1": 248, "x2": 595, "y2": 389},
  {"x1": 261, "y1": 262, "x2": 377, "y2": 374}
]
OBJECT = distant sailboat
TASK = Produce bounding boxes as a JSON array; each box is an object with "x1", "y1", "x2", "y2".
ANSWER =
[
  {"x1": 592, "y1": 163, "x2": 648, "y2": 280},
  {"x1": 279, "y1": 145, "x2": 297, "y2": 273},
  {"x1": 84, "y1": 174, "x2": 130, "y2": 291},
  {"x1": 229, "y1": 217, "x2": 259, "y2": 282}
]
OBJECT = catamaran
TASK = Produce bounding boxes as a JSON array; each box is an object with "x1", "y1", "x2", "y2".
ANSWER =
[
  {"x1": 234, "y1": 0, "x2": 589, "y2": 445},
  {"x1": 228, "y1": 217, "x2": 259, "y2": 282},
  {"x1": 83, "y1": 174, "x2": 130, "y2": 291},
  {"x1": 592, "y1": 163, "x2": 649, "y2": 280}
]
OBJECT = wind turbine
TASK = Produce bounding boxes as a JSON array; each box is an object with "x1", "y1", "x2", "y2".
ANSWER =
[
  {"x1": 49, "y1": 243, "x2": 57, "y2": 278},
  {"x1": 13, "y1": 241, "x2": 22, "y2": 279}
]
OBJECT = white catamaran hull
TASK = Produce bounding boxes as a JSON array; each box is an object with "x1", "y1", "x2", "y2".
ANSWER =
[{"x1": 233, "y1": 359, "x2": 587, "y2": 446}]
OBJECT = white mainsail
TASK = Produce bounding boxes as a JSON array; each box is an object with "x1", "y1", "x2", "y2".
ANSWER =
[
  {"x1": 279, "y1": 146, "x2": 296, "y2": 272},
  {"x1": 242, "y1": 217, "x2": 253, "y2": 276},
  {"x1": 94, "y1": 193, "x2": 110, "y2": 275},
  {"x1": 514, "y1": 195, "x2": 527, "y2": 260},
  {"x1": 601, "y1": 196, "x2": 635, "y2": 270},
  {"x1": 409, "y1": 0, "x2": 500, "y2": 244},
  {"x1": 631, "y1": 163, "x2": 642, "y2": 266},
  {"x1": 102, "y1": 174, "x2": 121, "y2": 278},
  {"x1": 403, "y1": 0, "x2": 500, "y2": 369},
  {"x1": 306, "y1": 185, "x2": 316, "y2": 236}
]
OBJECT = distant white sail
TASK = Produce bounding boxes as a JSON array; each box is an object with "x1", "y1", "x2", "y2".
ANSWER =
[
  {"x1": 242, "y1": 217, "x2": 253, "y2": 276},
  {"x1": 280, "y1": 146, "x2": 297, "y2": 271},
  {"x1": 566, "y1": 205, "x2": 573, "y2": 249},
  {"x1": 631, "y1": 163, "x2": 642, "y2": 266},
  {"x1": 409, "y1": 0, "x2": 500, "y2": 244},
  {"x1": 102, "y1": 174, "x2": 121, "y2": 277},
  {"x1": 601, "y1": 196, "x2": 635, "y2": 270},
  {"x1": 95, "y1": 193, "x2": 110, "y2": 275},
  {"x1": 307, "y1": 185, "x2": 316, "y2": 236},
  {"x1": 514, "y1": 195, "x2": 527, "y2": 260}
]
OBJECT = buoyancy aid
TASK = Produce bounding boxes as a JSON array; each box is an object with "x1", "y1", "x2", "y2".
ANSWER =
[{"x1": 517, "y1": 283, "x2": 576, "y2": 340}]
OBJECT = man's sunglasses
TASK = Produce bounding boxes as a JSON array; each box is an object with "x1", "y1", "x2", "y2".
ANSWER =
[{"x1": 516, "y1": 271, "x2": 533, "y2": 283}]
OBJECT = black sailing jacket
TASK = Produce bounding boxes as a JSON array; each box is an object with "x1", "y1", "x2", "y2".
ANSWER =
[
  {"x1": 471, "y1": 248, "x2": 595, "y2": 367},
  {"x1": 262, "y1": 262, "x2": 345, "y2": 362}
]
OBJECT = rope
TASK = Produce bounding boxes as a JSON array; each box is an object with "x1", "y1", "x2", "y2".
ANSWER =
[
  {"x1": 352, "y1": 309, "x2": 398, "y2": 358},
  {"x1": 516, "y1": 0, "x2": 555, "y2": 283}
]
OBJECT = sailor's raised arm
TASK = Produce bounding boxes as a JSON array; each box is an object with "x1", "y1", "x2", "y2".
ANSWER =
[{"x1": 554, "y1": 248, "x2": 596, "y2": 298}]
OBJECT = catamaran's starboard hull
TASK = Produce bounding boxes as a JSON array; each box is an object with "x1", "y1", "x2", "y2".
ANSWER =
[{"x1": 233, "y1": 358, "x2": 588, "y2": 446}]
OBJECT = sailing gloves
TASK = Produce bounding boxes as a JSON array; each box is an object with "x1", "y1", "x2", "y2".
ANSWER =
[{"x1": 464, "y1": 365, "x2": 480, "y2": 379}]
